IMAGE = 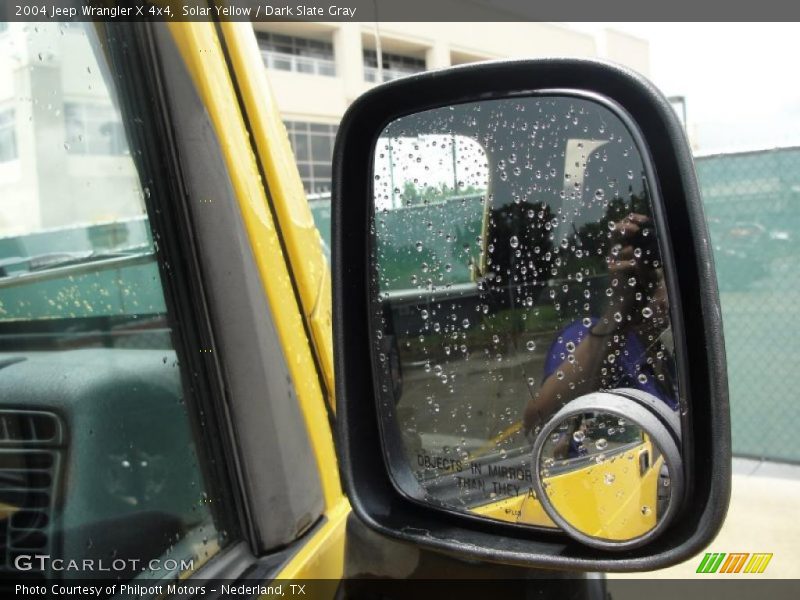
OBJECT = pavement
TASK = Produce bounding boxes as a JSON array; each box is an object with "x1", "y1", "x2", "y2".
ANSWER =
[{"x1": 610, "y1": 458, "x2": 800, "y2": 579}]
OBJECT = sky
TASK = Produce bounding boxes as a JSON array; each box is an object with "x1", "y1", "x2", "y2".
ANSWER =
[{"x1": 569, "y1": 23, "x2": 800, "y2": 153}]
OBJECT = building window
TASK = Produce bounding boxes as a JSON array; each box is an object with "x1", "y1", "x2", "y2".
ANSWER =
[
  {"x1": 257, "y1": 32, "x2": 336, "y2": 77},
  {"x1": 363, "y1": 49, "x2": 425, "y2": 83},
  {"x1": 284, "y1": 121, "x2": 337, "y2": 195},
  {"x1": 64, "y1": 102, "x2": 127, "y2": 155},
  {"x1": 0, "y1": 109, "x2": 17, "y2": 162}
]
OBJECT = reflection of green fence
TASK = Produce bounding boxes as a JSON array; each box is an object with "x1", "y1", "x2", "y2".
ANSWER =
[
  {"x1": 697, "y1": 147, "x2": 800, "y2": 463},
  {"x1": 375, "y1": 195, "x2": 485, "y2": 290},
  {"x1": 313, "y1": 194, "x2": 485, "y2": 290}
]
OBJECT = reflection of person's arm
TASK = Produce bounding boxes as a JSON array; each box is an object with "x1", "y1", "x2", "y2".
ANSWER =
[
  {"x1": 524, "y1": 324, "x2": 620, "y2": 431},
  {"x1": 552, "y1": 433, "x2": 570, "y2": 459},
  {"x1": 524, "y1": 213, "x2": 649, "y2": 432}
]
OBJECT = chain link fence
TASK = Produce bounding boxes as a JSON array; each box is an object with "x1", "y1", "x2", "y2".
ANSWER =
[{"x1": 697, "y1": 147, "x2": 800, "y2": 463}]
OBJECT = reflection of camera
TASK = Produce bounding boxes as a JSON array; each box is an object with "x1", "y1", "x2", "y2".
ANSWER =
[{"x1": 630, "y1": 222, "x2": 659, "y2": 259}]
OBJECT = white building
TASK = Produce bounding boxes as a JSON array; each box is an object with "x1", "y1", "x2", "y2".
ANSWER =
[{"x1": 0, "y1": 21, "x2": 649, "y2": 235}]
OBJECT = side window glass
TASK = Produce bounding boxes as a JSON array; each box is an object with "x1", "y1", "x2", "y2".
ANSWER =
[{"x1": 0, "y1": 23, "x2": 229, "y2": 583}]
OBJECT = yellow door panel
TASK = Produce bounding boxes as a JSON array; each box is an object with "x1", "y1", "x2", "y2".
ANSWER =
[
  {"x1": 472, "y1": 494, "x2": 556, "y2": 528},
  {"x1": 544, "y1": 442, "x2": 659, "y2": 540},
  {"x1": 275, "y1": 500, "x2": 350, "y2": 580}
]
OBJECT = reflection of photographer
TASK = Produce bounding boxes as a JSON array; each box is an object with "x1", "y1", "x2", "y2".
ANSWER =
[
  {"x1": 523, "y1": 213, "x2": 678, "y2": 432},
  {"x1": 552, "y1": 416, "x2": 589, "y2": 460}
]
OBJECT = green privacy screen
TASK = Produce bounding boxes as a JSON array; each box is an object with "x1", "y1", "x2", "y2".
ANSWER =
[{"x1": 695, "y1": 147, "x2": 800, "y2": 463}]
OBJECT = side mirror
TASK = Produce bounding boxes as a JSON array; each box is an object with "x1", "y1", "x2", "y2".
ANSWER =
[{"x1": 332, "y1": 59, "x2": 730, "y2": 570}]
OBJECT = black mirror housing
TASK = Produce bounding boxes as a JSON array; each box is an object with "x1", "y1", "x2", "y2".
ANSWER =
[{"x1": 332, "y1": 58, "x2": 730, "y2": 570}]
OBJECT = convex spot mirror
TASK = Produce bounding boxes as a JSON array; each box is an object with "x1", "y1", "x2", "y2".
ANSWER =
[
  {"x1": 533, "y1": 391, "x2": 682, "y2": 550},
  {"x1": 334, "y1": 60, "x2": 730, "y2": 570}
]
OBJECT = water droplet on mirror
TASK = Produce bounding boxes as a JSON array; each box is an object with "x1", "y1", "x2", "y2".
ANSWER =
[
  {"x1": 638, "y1": 373, "x2": 648, "y2": 384},
  {"x1": 595, "y1": 438, "x2": 608, "y2": 450},
  {"x1": 573, "y1": 430, "x2": 585, "y2": 443},
  {"x1": 642, "y1": 307, "x2": 653, "y2": 319},
  {"x1": 594, "y1": 189, "x2": 605, "y2": 201},
  {"x1": 420, "y1": 309, "x2": 429, "y2": 320},
  {"x1": 604, "y1": 473, "x2": 615, "y2": 485},
  {"x1": 641, "y1": 505, "x2": 651, "y2": 515},
  {"x1": 565, "y1": 341, "x2": 576, "y2": 352},
  {"x1": 415, "y1": 241, "x2": 423, "y2": 252},
  {"x1": 526, "y1": 340, "x2": 536, "y2": 351},
  {"x1": 509, "y1": 236, "x2": 519, "y2": 249}
]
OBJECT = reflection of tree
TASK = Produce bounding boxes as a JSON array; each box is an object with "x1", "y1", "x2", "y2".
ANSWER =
[
  {"x1": 486, "y1": 201, "x2": 555, "y2": 286},
  {"x1": 401, "y1": 181, "x2": 484, "y2": 206}
]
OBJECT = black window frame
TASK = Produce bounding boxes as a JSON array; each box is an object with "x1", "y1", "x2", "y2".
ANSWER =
[{"x1": 94, "y1": 21, "x2": 326, "y2": 579}]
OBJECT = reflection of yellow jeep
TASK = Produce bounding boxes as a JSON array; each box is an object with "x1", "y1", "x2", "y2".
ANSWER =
[{"x1": 475, "y1": 433, "x2": 662, "y2": 541}]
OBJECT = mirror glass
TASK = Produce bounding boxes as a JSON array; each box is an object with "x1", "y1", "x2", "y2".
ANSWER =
[
  {"x1": 370, "y1": 94, "x2": 682, "y2": 531},
  {"x1": 537, "y1": 410, "x2": 673, "y2": 542}
]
